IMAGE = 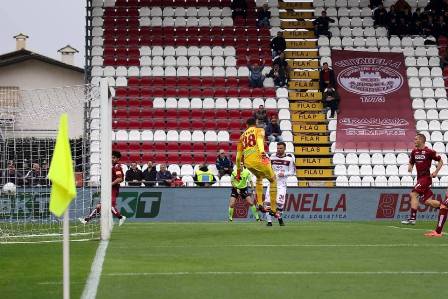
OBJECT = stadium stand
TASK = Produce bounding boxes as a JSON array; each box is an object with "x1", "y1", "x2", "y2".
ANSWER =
[
  {"x1": 314, "y1": 0, "x2": 448, "y2": 186},
  {"x1": 87, "y1": 0, "x2": 448, "y2": 187},
  {"x1": 277, "y1": 1, "x2": 334, "y2": 186},
  {"x1": 87, "y1": 0, "x2": 295, "y2": 186}
]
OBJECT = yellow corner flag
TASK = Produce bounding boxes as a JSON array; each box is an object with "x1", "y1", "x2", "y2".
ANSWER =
[{"x1": 49, "y1": 113, "x2": 77, "y2": 217}]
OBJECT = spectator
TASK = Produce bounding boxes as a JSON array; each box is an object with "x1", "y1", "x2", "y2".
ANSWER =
[
  {"x1": 422, "y1": 16, "x2": 435, "y2": 36},
  {"x1": 257, "y1": 3, "x2": 271, "y2": 28},
  {"x1": 156, "y1": 164, "x2": 172, "y2": 187},
  {"x1": 194, "y1": 164, "x2": 216, "y2": 187},
  {"x1": 312, "y1": 10, "x2": 335, "y2": 37},
  {"x1": 273, "y1": 52, "x2": 291, "y2": 75},
  {"x1": 142, "y1": 161, "x2": 157, "y2": 187},
  {"x1": 270, "y1": 31, "x2": 286, "y2": 57},
  {"x1": 412, "y1": 7, "x2": 421, "y2": 23},
  {"x1": 266, "y1": 63, "x2": 287, "y2": 87},
  {"x1": 426, "y1": 0, "x2": 448, "y2": 11},
  {"x1": 370, "y1": 0, "x2": 383, "y2": 9},
  {"x1": 24, "y1": 163, "x2": 43, "y2": 186},
  {"x1": 387, "y1": 17, "x2": 400, "y2": 36},
  {"x1": 387, "y1": 5, "x2": 398, "y2": 21},
  {"x1": 319, "y1": 62, "x2": 336, "y2": 92},
  {"x1": 216, "y1": 149, "x2": 233, "y2": 177},
  {"x1": 2, "y1": 162, "x2": 22, "y2": 186},
  {"x1": 397, "y1": 17, "x2": 411, "y2": 36},
  {"x1": 256, "y1": 119, "x2": 265, "y2": 128},
  {"x1": 373, "y1": 4, "x2": 388, "y2": 27},
  {"x1": 377, "y1": 2, "x2": 448, "y2": 37},
  {"x1": 393, "y1": 0, "x2": 411, "y2": 14},
  {"x1": 441, "y1": 47, "x2": 448, "y2": 68},
  {"x1": 323, "y1": 85, "x2": 340, "y2": 119},
  {"x1": 170, "y1": 172, "x2": 184, "y2": 187},
  {"x1": 125, "y1": 162, "x2": 143, "y2": 186},
  {"x1": 40, "y1": 161, "x2": 50, "y2": 186},
  {"x1": 231, "y1": 0, "x2": 247, "y2": 19},
  {"x1": 246, "y1": 56, "x2": 265, "y2": 88},
  {"x1": 433, "y1": 15, "x2": 447, "y2": 39},
  {"x1": 253, "y1": 105, "x2": 269, "y2": 126},
  {"x1": 265, "y1": 117, "x2": 283, "y2": 142}
]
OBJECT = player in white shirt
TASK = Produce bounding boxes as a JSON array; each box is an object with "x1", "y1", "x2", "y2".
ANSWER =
[{"x1": 264, "y1": 142, "x2": 296, "y2": 226}]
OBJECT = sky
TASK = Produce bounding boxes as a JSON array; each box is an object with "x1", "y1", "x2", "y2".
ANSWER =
[{"x1": 0, "y1": 0, "x2": 85, "y2": 67}]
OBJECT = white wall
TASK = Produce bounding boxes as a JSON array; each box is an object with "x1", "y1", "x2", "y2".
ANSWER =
[{"x1": 0, "y1": 59, "x2": 85, "y2": 138}]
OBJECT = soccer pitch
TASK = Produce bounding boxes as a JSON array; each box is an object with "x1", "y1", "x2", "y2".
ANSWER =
[{"x1": 3, "y1": 221, "x2": 448, "y2": 299}]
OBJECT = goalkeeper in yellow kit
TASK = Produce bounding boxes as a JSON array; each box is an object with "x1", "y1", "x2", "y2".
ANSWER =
[{"x1": 236, "y1": 118, "x2": 280, "y2": 219}]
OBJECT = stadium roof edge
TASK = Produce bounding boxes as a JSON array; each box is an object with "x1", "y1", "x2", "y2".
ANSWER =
[{"x1": 0, "y1": 49, "x2": 84, "y2": 73}]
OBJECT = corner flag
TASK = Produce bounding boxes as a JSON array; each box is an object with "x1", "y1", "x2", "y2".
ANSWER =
[{"x1": 49, "y1": 113, "x2": 77, "y2": 217}]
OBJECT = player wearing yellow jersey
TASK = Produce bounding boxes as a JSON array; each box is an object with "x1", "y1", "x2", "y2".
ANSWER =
[{"x1": 236, "y1": 118, "x2": 280, "y2": 218}]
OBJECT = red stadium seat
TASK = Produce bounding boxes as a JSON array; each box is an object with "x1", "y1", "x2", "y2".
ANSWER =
[
  {"x1": 226, "y1": 78, "x2": 239, "y2": 88},
  {"x1": 178, "y1": 120, "x2": 191, "y2": 129},
  {"x1": 190, "y1": 89, "x2": 202, "y2": 98},
  {"x1": 177, "y1": 109, "x2": 190, "y2": 119},
  {"x1": 113, "y1": 109, "x2": 128, "y2": 119},
  {"x1": 192, "y1": 155, "x2": 205, "y2": 165},
  {"x1": 214, "y1": 89, "x2": 226, "y2": 98},
  {"x1": 165, "y1": 77, "x2": 177, "y2": 86},
  {"x1": 153, "y1": 153, "x2": 167, "y2": 164},
  {"x1": 206, "y1": 143, "x2": 219, "y2": 153},
  {"x1": 202, "y1": 77, "x2": 215, "y2": 86},
  {"x1": 165, "y1": 89, "x2": 177, "y2": 98},
  {"x1": 191, "y1": 119, "x2": 205, "y2": 130},
  {"x1": 203, "y1": 119, "x2": 218, "y2": 130},
  {"x1": 227, "y1": 88, "x2": 239, "y2": 98},
  {"x1": 128, "y1": 142, "x2": 141, "y2": 152},
  {"x1": 140, "y1": 77, "x2": 153, "y2": 86},
  {"x1": 215, "y1": 110, "x2": 228, "y2": 119},
  {"x1": 251, "y1": 89, "x2": 264, "y2": 98},
  {"x1": 239, "y1": 88, "x2": 251, "y2": 98},
  {"x1": 192, "y1": 143, "x2": 205, "y2": 152},
  {"x1": 191, "y1": 110, "x2": 203, "y2": 119},
  {"x1": 128, "y1": 153, "x2": 142, "y2": 163},
  {"x1": 190, "y1": 77, "x2": 202, "y2": 86},
  {"x1": 203, "y1": 110, "x2": 215, "y2": 119},
  {"x1": 166, "y1": 142, "x2": 179, "y2": 152},
  {"x1": 166, "y1": 120, "x2": 178, "y2": 130},
  {"x1": 179, "y1": 143, "x2": 192, "y2": 152},
  {"x1": 203, "y1": 89, "x2": 215, "y2": 98},
  {"x1": 113, "y1": 142, "x2": 128, "y2": 152},
  {"x1": 167, "y1": 153, "x2": 180, "y2": 164},
  {"x1": 141, "y1": 143, "x2": 154, "y2": 151},
  {"x1": 177, "y1": 77, "x2": 190, "y2": 87},
  {"x1": 154, "y1": 143, "x2": 166, "y2": 152},
  {"x1": 230, "y1": 132, "x2": 241, "y2": 141}
]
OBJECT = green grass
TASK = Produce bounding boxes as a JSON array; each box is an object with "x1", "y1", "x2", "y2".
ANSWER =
[
  {"x1": 2, "y1": 221, "x2": 448, "y2": 298},
  {"x1": 96, "y1": 221, "x2": 448, "y2": 299},
  {"x1": 0, "y1": 240, "x2": 98, "y2": 299}
]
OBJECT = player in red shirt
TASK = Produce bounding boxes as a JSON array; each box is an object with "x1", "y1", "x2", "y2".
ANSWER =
[
  {"x1": 401, "y1": 134, "x2": 448, "y2": 237},
  {"x1": 79, "y1": 151, "x2": 127, "y2": 226}
]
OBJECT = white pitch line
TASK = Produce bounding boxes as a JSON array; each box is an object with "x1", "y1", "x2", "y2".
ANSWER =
[
  {"x1": 81, "y1": 240, "x2": 109, "y2": 299},
  {"x1": 387, "y1": 225, "x2": 433, "y2": 232},
  {"x1": 105, "y1": 271, "x2": 448, "y2": 277},
  {"x1": 114, "y1": 243, "x2": 448, "y2": 249},
  {"x1": 0, "y1": 238, "x2": 96, "y2": 245}
]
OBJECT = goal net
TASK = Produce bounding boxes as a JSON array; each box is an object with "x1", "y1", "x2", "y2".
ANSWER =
[{"x1": 0, "y1": 83, "x2": 107, "y2": 243}]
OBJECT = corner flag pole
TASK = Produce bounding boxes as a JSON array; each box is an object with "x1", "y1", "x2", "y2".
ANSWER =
[
  {"x1": 48, "y1": 113, "x2": 77, "y2": 299},
  {"x1": 63, "y1": 209, "x2": 70, "y2": 299}
]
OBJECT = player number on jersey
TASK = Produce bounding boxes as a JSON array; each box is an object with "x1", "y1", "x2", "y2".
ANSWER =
[{"x1": 243, "y1": 134, "x2": 256, "y2": 149}]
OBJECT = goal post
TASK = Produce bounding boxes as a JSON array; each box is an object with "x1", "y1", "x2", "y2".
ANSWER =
[
  {"x1": 0, "y1": 82, "x2": 111, "y2": 243},
  {"x1": 100, "y1": 78, "x2": 112, "y2": 241}
]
